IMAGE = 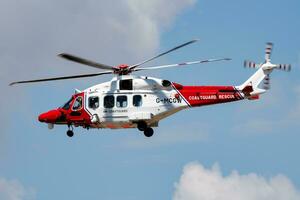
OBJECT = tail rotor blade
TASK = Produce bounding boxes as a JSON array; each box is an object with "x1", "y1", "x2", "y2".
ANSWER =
[
  {"x1": 265, "y1": 42, "x2": 273, "y2": 62},
  {"x1": 263, "y1": 74, "x2": 271, "y2": 90},
  {"x1": 277, "y1": 64, "x2": 291, "y2": 72},
  {"x1": 244, "y1": 60, "x2": 260, "y2": 68}
]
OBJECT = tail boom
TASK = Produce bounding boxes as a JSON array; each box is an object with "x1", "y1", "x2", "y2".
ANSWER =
[{"x1": 172, "y1": 83, "x2": 244, "y2": 107}]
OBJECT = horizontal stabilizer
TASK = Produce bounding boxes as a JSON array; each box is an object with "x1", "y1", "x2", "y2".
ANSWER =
[
  {"x1": 241, "y1": 84, "x2": 266, "y2": 99},
  {"x1": 249, "y1": 95, "x2": 260, "y2": 100}
]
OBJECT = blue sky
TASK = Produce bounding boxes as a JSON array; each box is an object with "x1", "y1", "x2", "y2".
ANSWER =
[{"x1": 0, "y1": 0, "x2": 300, "y2": 199}]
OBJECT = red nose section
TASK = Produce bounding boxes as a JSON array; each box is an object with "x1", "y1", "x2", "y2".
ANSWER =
[{"x1": 38, "y1": 110, "x2": 62, "y2": 123}]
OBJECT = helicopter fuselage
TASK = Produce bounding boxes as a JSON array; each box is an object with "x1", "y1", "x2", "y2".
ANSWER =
[{"x1": 38, "y1": 75, "x2": 244, "y2": 131}]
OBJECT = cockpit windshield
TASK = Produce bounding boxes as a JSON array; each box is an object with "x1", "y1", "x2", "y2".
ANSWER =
[{"x1": 60, "y1": 98, "x2": 73, "y2": 110}]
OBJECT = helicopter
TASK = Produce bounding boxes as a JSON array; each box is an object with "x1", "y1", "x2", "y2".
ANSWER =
[{"x1": 10, "y1": 40, "x2": 291, "y2": 137}]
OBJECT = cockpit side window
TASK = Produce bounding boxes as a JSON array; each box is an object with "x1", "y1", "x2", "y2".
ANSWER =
[
  {"x1": 61, "y1": 98, "x2": 73, "y2": 110},
  {"x1": 72, "y1": 96, "x2": 83, "y2": 111}
]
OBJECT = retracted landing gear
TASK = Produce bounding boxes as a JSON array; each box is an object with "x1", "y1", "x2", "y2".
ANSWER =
[{"x1": 66, "y1": 125, "x2": 74, "y2": 137}]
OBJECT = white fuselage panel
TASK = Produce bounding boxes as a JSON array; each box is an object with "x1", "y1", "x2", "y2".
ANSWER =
[{"x1": 83, "y1": 76, "x2": 188, "y2": 129}]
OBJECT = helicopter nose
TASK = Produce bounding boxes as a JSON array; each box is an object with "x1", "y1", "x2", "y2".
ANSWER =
[{"x1": 38, "y1": 109, "x2": 62, "y2": 123}]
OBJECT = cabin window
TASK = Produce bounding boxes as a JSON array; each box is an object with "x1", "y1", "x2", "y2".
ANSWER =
[
  {"x1": 133, "y1": 95, "x2": 142, "y2": 107},
  {"x1": 116, "y1": 95, "x2": 128, "y2": 108},
  {"x1": 88, "y1": 96, "x2": 99, "y2": 109},
  {"x1": 104, "y1": 95, "x2": 114, "y2": 108},
  {"x1": 119, "y1": 79, "x2": 133, "y2": 90},
  {"x1": 72, "y1": 96, "x2": 83, "y2": 111}
]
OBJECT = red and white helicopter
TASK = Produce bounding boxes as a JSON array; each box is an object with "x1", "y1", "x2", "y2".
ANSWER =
[{"x1": 10, "y1": 40, "x2": 291, "y2": 137}]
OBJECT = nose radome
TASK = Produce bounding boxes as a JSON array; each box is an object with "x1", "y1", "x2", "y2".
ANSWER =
[{"x1": 38, "y1": 109, "x2": 62, "y2": 123}]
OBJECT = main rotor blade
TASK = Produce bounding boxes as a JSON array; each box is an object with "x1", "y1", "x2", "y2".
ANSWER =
[
  {"x1": 129, "y1": 39, "x2": 199, "y2": 69},
  {"x1": 9, "y1": 71, "x2": 112, "y2": 86},
  {"x1": 133, "y1": 58, "x2": 231, "y2": 72},
  {"x1": 58, "y1": 53, "x2": 114, "y2": 70}
]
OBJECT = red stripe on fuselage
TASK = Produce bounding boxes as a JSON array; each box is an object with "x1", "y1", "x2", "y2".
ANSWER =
[{"x1": 173, "y1": 83, "x2": 243, "y2": 107}]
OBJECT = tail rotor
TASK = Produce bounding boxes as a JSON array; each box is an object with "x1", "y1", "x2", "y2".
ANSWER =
[
  {"x1": 263, "y1": 43, "x2": 273, "y2": 90},
  {"x1": 244, "y1": 42, "x2": 292, "y2": 70},
  {"x1": 240, "y1": 42, "x2": 291, "y2": 93}
]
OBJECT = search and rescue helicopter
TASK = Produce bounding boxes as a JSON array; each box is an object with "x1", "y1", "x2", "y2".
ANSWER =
[{"x1": 10, "y1": 40, "x2": 291, "y2": 137}]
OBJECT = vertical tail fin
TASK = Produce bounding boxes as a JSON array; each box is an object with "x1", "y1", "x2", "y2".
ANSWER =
[{"x1": 236, "y1": 42, "x2": 291, "y2": 99}]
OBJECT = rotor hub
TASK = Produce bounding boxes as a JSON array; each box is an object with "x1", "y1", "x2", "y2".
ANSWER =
[{"x1": 114, "y1": 64, "x2": 131, "y2": 75}]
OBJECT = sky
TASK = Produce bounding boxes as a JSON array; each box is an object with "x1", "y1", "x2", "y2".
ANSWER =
[{"x1": 0, "y1": 0, "x2": 300, "y2": 199}]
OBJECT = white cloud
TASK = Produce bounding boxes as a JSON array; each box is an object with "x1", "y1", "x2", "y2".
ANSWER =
[
  {"x1": 0, "y1": 0, "x2": 196, "y2": 77},
  {"x1": 173, "y1": 162, "x2": 300, "y2": 200},
  {"x1": 0, "y1": 178, "x2": 35, "y2": 200}
]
